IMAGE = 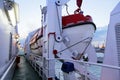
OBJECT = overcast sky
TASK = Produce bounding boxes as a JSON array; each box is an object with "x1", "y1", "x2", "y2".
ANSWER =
[{"x1": 15, "y1": 0, "x2": 119, "y2": 45}]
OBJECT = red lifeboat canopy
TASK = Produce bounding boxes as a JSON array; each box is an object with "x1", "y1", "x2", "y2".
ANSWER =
[{"x1": 62, "y1": 13, "x2": 92, "y2": 27}]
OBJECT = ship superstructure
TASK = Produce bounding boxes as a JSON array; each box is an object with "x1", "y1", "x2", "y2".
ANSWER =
[
  {"x1": 24, "y1": 0, "x2": 97, "y2": 80},
  {"x1": 24, "y1": 0, "x2": 120, "y2": 80},
  {"x1": 0, "y1": 0, "x2": 120, "y2": 80},
  {"x1": 0, "y1": 0, "x2": 20, "y2": 80},
  {"x1": 101, "y1": 2, "x2": 120, "y2": 80}
]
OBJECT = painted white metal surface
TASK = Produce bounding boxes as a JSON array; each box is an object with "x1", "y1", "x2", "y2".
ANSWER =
[
  {"x1": 101, "y1": 2, "x2": 120, "y2": 80},
  {"x1": 25, "y1": 0, "x2": 97, "y2": 80},
  {"x1": 0, "y1": 0, "x2": 19, "y2": 79}
]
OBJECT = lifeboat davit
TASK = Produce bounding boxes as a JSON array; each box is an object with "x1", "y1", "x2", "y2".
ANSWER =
[{"x1": 29, "y1": 13, "x2": 96, "y2": 57}]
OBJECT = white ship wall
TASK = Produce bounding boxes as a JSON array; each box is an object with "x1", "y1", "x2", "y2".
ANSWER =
[
  {"x1": 0, "y1": 1, "x2": 18, "y2": 79},
  {"x1": 101, "y1": 2, "x2": 120, "y2": 80},
  {"x1": 0, "y1": 1, "x2": 12, "y2": 66}
]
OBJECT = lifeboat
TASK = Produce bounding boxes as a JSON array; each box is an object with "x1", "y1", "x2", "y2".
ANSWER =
[
  {"x1": 29, "y1": 28, "x2": 43, "y2": 55},
  {"x1": 29, "y1": 13, "x2": 96, "y2": 57},
  {"x1": 61, "y1": 13, "x2": 96, "y2": 59}
]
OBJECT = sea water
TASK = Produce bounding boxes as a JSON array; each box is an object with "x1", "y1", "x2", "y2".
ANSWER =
[
  {"x1": 55, "y1": 61, "x2": 102, "y2": 80},
  {"x1": 55, "y1": 53, "x2": 104, "y2": 80}
]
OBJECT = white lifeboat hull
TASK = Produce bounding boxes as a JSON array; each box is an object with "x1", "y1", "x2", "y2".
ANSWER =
[{"x1": 60, "y1": 22, "x2": 96, "y2": 60}]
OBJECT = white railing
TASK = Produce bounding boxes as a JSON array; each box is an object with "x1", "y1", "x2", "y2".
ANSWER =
[
  {"x1": 50, "y1": 58, "x2": 120, "y2": 80},
  {"x1": 0, "y1": 57, "x2": 16, "y2": 80},
  {"x1": 27, "y1": 55, "x2": 120, "y2": 80}
]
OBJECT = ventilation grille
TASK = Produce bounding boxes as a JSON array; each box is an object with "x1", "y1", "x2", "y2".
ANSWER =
[{"x1": 115, "y1": 25, "x2": 120, "y2": 67}]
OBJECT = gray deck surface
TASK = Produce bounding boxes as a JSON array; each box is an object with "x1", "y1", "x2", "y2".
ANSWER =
[{"x1": 13, "y1": 56, "x2": 42, "y2": 80}]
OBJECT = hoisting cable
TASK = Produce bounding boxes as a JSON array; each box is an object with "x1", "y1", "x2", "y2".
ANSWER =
[
  {"x1": 65, "y1": 4, "x2": 69, "y2": 15},
  {"x1": 76, "y1": 0, "x2": 82, "y2": 8},
  {"x1": 74, "y1": 0, "x2": 83, "y2": 14}
]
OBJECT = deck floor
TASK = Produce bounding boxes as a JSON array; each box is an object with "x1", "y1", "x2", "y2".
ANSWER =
[{"x1": 12, "y1": 56, "x2": 42, "y2": 80}]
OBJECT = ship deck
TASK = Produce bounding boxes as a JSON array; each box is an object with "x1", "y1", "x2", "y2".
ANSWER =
[{"x1": 12, "y1": 56, "x2": 42, "y2": 80}]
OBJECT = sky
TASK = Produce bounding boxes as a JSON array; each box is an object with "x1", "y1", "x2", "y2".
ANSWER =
[{"x1": 15, "y1": 0, "x2": 119, "y2": 45}]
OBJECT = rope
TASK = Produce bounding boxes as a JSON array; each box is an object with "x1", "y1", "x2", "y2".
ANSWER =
[
  {"x1": 65, "y1": 4, "x2": 69, "y2": 15},
  {"x1": 57, "y1": 37, "x2": 92, "y2": 53},
  {"x1": 75, "y1": 37, "x2": 92, "y2": 60}
]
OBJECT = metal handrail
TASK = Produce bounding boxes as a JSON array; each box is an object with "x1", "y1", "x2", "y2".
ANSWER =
[
  {"x1": 30, "y1": 56, "x2": 120, "y2": 80},
  {"x1": 46, "y1": 58, "x2": 120, "y2": 70},
  {"x1": 0, "y1": 57, "x2": 16, "y2": 80}
]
